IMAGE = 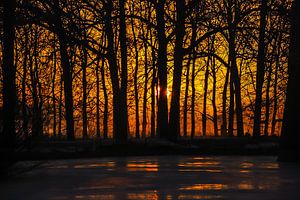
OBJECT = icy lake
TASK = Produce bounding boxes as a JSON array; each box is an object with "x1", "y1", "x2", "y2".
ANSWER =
[{"x1": 1, "y1": 156, "x2": 300, "y2": 200}]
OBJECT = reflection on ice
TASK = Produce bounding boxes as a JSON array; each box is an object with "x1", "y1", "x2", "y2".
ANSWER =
[
  {"x1": 179, "y1": 183, "x2": 228, "y2": 191},
  {"x1": 259, "y1": 162, "x2": 279, "y2": 169},
  {"x1": 127, "y1": 190, "x2": 159, "y2": 200},
  {"x1": 127, "y1": 161, "x2": 159, "y2": 172},
  {"x1": 2, "y1": 156, "x2": 299, "y2": 200},
  {"x1": 75, "y1": 194, "x2": 115, "y2": 200},
  {"x1": 178, "y1": 159, "x2": 222, "y2": 173},
  {"x1": 178, "y1": 194, "x2": 223, "y2": 199},
  {"x1": 240, "y1": 162, "x2": 254, "y2": 169},
  {"x1": 73, "y1": 161, "x2": 115, "y2": 169},
  {"x1": 179, "y1": 169, "x2": 222, "y2": 172}
]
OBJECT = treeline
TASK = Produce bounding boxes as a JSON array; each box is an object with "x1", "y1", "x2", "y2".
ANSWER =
[{"x1": 0, "y1": 0, "x2": 292, "y2": 144}]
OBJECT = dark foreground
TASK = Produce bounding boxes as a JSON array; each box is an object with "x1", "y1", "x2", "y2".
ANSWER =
[
  {"x1": 12, "y1": 137, "x2": 279, "y2": 161},
  {"x1": 1, "y1": 156, "x2": 300, "y2": 200}
]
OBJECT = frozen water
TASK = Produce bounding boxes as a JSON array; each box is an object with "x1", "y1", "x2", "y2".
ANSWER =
[{"x1": 1, "y1": 156, "x2": 300, "y2": 200}]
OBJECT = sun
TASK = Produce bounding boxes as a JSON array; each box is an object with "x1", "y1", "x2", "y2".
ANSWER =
[{"x1": 156, "y1": 86, "x2": 171, "y2": 97}]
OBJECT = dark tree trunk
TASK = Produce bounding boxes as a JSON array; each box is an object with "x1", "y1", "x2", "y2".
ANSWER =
[
  {"x1": 169, "y1": 0, "x2": 185, "y2": 140},
  {"x1": 52, "y1": 37, "x2": 57, "y2": 138},
  {"x1": 118, "y1": 0, "x2": 129, "y2": 143},
  {"x1": 190, "y1": 23, "x2": 197, "y2": 140},
  {"x1": 228, "y1": 74, "x2": 235, "y2": 137},
  {"x1": 100, "y1": 60, "x2": 108, "y2": 139},
  {"x1": 142, "y1": 29, "x2": 149, "y2": 139},
  {"x1": 183, "y1": 55, "x2": 191, "y2": 138},
  {"x1": 151, "y1": 47, "x2": 157, "y2": 138},
  {"x1": 227, "y1": 0, "x2": 244, "y2": 137},
  {"x1": 53, "y1": 1, "x2": 75, "y2": 141},
  {"x1": 21, "y1": 29, "x2": 29, "y2": 138},
  {"x1": 202, "y1": 54, "x2": 209, "y2": 137},
  {"x1": 30, "y1": 31, "x2": 43, "y2": 138},
  {"x1": 191, "y1": 49, "x2": 196, "y2": 140},
  {"x1": 211, "y1": 51, "x2": 218, "y2": 137},
  {"x1": 58, "y1": 33, "x2": 75, "y2": 140},
  {"x1": 82, "y1": 47, "x2": 88, "y2": 140},
  {"x1": 271, "y1": 38, "x2": 281, "y2": 136},
  {"x1": 104, "y1": 0, "x2": 128, "y2": 143},
  {"x1": 131, "y1": 16, "x2": 140, "y2": 139},
  {"x1": 2, "y1": 0, "x2": 17, "y2": 150},
  {"x1": 221, "y1": 68, "x2": 229, "y2": 136},
  {"x1": 279, "y1": 1, "x2": 300, "y2": 162},
  {"x1": 156, "y1": 0, "x2": 169, "y2": 139},
  {"x1": 264, "y1": 64, "x2": 272, "y2": 137},
  {"x1": 229, "y1": 31, "x2": 244, "y2": 137},
  {"x1": 253, "y1": 0, "x2": 268, "y2": 138},
  {"x1": 96, "y1": 60, "x2": 101, "y2": 138},
  {"x1": 58, "y1": 69, "x2": 63, "y2": 139}
]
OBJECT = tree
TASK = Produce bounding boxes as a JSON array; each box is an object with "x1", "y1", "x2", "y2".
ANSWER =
[
  {"x1": 279, "y1": 0, "x2": 300, "y2": 161},
  {"x1": 253, "y1": 0, "x2": 268, "y2": 138},
  {"x1": 155, "y1": 0, "x2": 169, "y2": 139},
  {"x1": 169, "y1": 0, "x2": 186, "y2": 140},
  {"x1": 1, "y1": 0, "x2": 17, "y2": 150}
]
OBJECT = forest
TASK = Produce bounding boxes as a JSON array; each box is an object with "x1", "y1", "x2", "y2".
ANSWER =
[
  {"x1": 1, "y1": 0, "x2": 300, "y2": 159},
  {"x1": 2, "y1": 1, "x2": 300, "y2": 199},
  {"x1": 0, "y1": 0, "x2": 293, "y2": 142}
]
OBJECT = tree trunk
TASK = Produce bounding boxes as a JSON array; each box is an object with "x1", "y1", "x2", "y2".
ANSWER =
[
  {"x1": 264, "y1": 64, "x2": 272, "y2": 137},
  {"x1": 52, "y1": 36, "x2": 57, "y2": 138},
  {"x1": 151, "y1": 47, "x2": 157, "y2": 138},
  {"x1": 30, "y1": 30, "x2": 43, "y2": 138},
  {"x1": 142, "y1": 28, "x2": 149, "y2": 139},
  {"x1": 119, "y1": 0, "x2": 129, "y2": 142},
  {"x1": 271, "y1": 38, "x2": 281, "y2": 136},
  {"x1": 228, "y1": 74, "x2": 235, "y2": 137},
  {"x1": 131, "y1": 16, "x2": 140, "y2": 139},
  {"x1": 53, "y1": 1, "x2": 75, "y2": 141},
  {"x1": 82, "y1": 47, "x2": 88, "y2": 140},
  {"x1": 221, "y1": 68, "x2": 229, "y2": 136},
  {"x1": 100, "y1": 59, "x2": 108, "y2": 139},
  {"x1": 191, "y1": 49, "x2": 196, "y2": 140},
  {"x1": 58, "y1": 69, "x2": 63, "y2": 139},
  {"x1": 202, "y1": 51, "x2": 210, "y2": 137},
  {"x1": 156, "y1": 0, "x2": 169, "y2": 139},
  {"x1": 2, "y1": 0, "x2": 17, "y2": 150},
  {"x1": 227, "y1": 0, "x2": 244, "y2": 137},
  {"x1": 253, "y1": 0, "x2": 268, "y2": 138},
  {"x1": 190, "y1": 23, "x2": 197, "y2": 140},
  {"x1": 105, "y1": 0, "x2": 128, "y2": 143},
  {"x1": 279, "y1": 1, "x2": 300, "y2": 161},
  {"x1": 21, "y1": 28, "x2": 29, "y2": 138},
  {"x1": 169, "y1": 0, "x2": 185, "y2": 140},
  {"x1": 58, "y1": 33, "x2": 75, "y2": 140},
  {"x1": 96, "y1": 60, "x2": 101, "y2": 138},
  {"x1": 212, "y1": 50, "x2": 218, "y2": 137},
  {"x1": 183, "y1": 55, "x2": 191, "y2": 138}
]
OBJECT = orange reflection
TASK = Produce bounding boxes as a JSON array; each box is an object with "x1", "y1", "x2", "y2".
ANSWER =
[
  {"x1": 240, "y1": 162, "x2": 254, "y2": 169},
  {"x1": 178, "y1": 161, "x2": 220, "y2": 167},
  {"x1": 75, "y1": 194, "x2": 115, "y2": 199},
  {"x1": 239, "y1": 170, "x2": 252, "y2": 173},
  {"x1": 259, "y1": 163, "x2": 279, "y2": 169},
  {"x1": 237, "y1": 182, "x2": 255, "y2": 190},
  {"x1": 127, "y1": 162, "x2": 159, "y2": 172},
  {"x1": 179, "y1": 183, "x2": 228, "y2": 191},
  {"x1": 178, "y1": 195, "x2": 223, "y2": 199},
  {"x1": 127, "y1": 190, "x2": 159, "y2": 200},
  {"x1": 73, "y1": 162, "x2": 115, "y2": 169},
  {"x1": 179, "y1": 169, "x2": 222, "y2": 173}
]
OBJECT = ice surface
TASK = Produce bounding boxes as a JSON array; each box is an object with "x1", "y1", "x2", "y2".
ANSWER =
[{"x1": 1, "y1": 156, "x2": 300, "y2": 200}]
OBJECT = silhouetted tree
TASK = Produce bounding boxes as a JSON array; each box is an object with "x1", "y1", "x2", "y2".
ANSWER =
[
  {"x1": 279, "y1": 0, "x2": 300, "y2": 161},
  {"x1": 1, "y1": 0, "x2": 17, "y2": 151},
  {"x1": 253, "y1": 0, "x2": 268, "y2": 138}
]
